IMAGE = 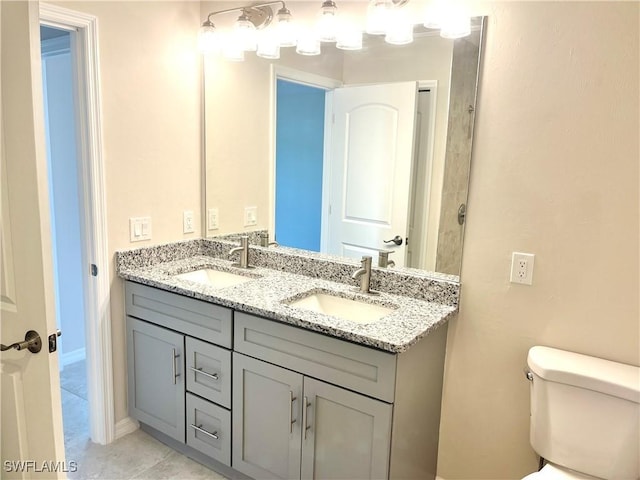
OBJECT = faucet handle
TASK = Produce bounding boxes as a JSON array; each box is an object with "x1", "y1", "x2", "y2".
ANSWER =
[{"x1": 378, "y1": 250, "x2": 395, "y2": 268}]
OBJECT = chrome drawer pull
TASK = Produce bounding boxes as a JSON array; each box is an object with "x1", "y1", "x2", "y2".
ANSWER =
[
  {"x1": 189, "y1": 366, "x2": 219, "y2": 381},
  {"x1": 190, "y1": 423, "x2": 219, "y2": 440},
  {"x1": 172, "y1": 348, "x2": 180, "y2": 385},
  {"x1": 289, "y1": 390, "x2": 297, "y2": 433},
  {"x1": 303, "y1": 396, "x2": 311, "y2": 440}
]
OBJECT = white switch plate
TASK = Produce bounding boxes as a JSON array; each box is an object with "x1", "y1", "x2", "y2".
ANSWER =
[
  {"x1": 510, "y1": 252, "x2": 535, "y2": 285},
  {"x1": 183, "y1": 210, "x2": 195, "y2": 234},
  {"x1": 130, "y1": 216, "x2": 152, "y2": 242},
  {"x1": 244, "y1": 206, "x2": 257, "y2": 227},
  {"x1": 208, "y1": 208, "x2": 219, "y2": 231}
]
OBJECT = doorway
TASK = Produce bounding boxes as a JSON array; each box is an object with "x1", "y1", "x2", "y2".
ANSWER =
[
  {"x1": 39, "y1": 2, "x2": 115, "y2": 447},
  {"x1": 273, "y1": 74, "x2": 438, "y2": 269},
  {"x1": 40, "y1": 24, "x2": 89, "y2": 451}
]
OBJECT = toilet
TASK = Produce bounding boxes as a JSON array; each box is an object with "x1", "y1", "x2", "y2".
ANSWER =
[{"x1": 523, "y1": 346, "x2": 640, "y2": 480}]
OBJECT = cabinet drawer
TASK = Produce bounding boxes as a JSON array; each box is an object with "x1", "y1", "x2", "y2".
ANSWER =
[
  {"x1": 185, "y1": 337, "x2": 231, "y2": 408},
  {"x1": 234, "y1": 312, "x2": 397, "y2": 403},
  {"x1": 125, "y1": 281, "x2": 232, "y2": 348},
  {"x1": 186, "y1": 393, "x2": 231, "y2": 466}
]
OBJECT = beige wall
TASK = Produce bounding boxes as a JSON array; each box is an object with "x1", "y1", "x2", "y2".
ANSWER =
[
  {"x1": 437, "y1": 2, "x2": 639, "y2": 478},
  {"x1": 53, "y1": 1, "x2": 202, "y2": 425},
  {"x1": 50, "y1": 2, "x2": 639, "y2": 474}
]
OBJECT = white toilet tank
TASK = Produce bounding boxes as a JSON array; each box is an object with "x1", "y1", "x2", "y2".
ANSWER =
[{"x1": 527, "y1": 346, "x2": 640, "y2": 480}]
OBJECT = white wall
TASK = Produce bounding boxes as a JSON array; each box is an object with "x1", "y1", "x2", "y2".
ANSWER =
[
  {"x1": 437, "y1": 2, "x2": 639, "y2": 478},
  {"x1": 53, "y1": 0, "x2": 203, "y2": 425}
]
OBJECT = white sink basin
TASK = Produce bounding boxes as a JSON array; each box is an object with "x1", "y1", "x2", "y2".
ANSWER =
[
  {"x1": 174, "y1": 268, "x2": 255, "y2": 288},
  {"x1": 289, "y1": 292, "x2": 395, "y2": 325}
]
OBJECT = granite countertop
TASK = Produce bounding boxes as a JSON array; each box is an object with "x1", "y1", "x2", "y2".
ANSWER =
[{"x1": 119, "y1": 255, "x2": 457, "y2": 353}]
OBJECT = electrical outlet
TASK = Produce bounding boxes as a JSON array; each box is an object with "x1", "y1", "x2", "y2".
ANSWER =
[
  {"x1": 129, "y1": 216, "x2": 152, "y2": 242},
  {"x1": 208, "y1": 208, "x2": 219, "y2": 231},
  {"x1": 244, "y1": 206, "x2": 257, "y2": 227},
  {"x1": 510, "y1": 252, "x2": 535, "y2": 285},
  {"x1": 183, "y1": 210, "x2": 195, "y2": 234}
]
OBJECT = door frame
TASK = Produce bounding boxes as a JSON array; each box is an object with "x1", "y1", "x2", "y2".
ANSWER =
[
  {"x1": 269, "y1": 65, "x2": 342, "y2": 242},
  {"x1": 39, "y1": 3, "x2": 115, "y2": 445},
  {"x1": 415, "y1": 80, "x2": 438, "y2": 269}
]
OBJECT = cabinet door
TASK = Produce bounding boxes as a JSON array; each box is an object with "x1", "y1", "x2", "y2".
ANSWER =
[
  {"x1": 301, "y1": 377, "x2": 393, "y2": 480},
  {"x1": 232, "y1": 353, "x2": 303, "y2": 479},
  {"x1": 127, "y1": 316, "x2": 185, "y2": 442}
]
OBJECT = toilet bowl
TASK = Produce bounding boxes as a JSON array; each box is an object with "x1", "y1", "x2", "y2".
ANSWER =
[{"x1": 522, "y1": 463, "x2": 602, "y2": 480}]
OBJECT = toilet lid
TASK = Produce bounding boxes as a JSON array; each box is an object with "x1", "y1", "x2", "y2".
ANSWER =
[{"x1": 522, "y1": 464, "x2": 601, "y2": 480}]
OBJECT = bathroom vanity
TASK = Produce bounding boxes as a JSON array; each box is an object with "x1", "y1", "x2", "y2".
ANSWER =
[{"x1": 118, "y1": 238, "x2": 458, "y2": 480}]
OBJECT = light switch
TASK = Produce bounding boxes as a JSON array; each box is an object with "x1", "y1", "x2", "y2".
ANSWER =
[
  {"x1": 129, "y1": 216, "x2": 152, "y2": 242},
  {"x1": 208, "y1": 208, "x2": 219, "y2": 230},
  {"x1": 183, "y1": 210, "x2": 195, "y2": 234},
  {"x1": 244, "y1": 206, "x2": 257, "y2": 227}
]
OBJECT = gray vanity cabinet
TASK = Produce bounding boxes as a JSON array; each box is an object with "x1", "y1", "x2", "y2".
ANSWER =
[
  {"x1": 125, "y1": 281, "x2": 448, "y2": 480},
  {"x1": 232, "y1": 353, "x2": 392, "y2": 480},
  {"x1": 126, "y1": 316, "x2": 185, "y2": 442}
]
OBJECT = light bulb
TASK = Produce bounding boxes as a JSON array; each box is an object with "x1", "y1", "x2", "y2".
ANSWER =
[
  {"x1": 296, "y1": 34, "x2": 321, "y2": 55},
  {"x1": 233, "y1": 11, "x2": 258, "y2": 51},
  {"x1": 336, "y1": 24, "x2": 363, "y2": 50},
  {"x1": 276, "y1": 7, "x2": 297, "y2": 47},
  {"x1": 316, "y1": 0, "x2": 338, "y2": 42},
  {"x1": 366, "y1": 0, "x2": 390, "y2": 35},
  {"x1": 423, "y1": 0, "x2": 445, "y2": 29},
  {"x1": 198, "y1": 21, "x2": 219, "y2": 53},
  {"x1": 257, "y1": 30, "x2": 281, "y2": 59},
  {"x1": 440, "y1": 10, "x2": 471, "y2": 39},
  {"x1": 385, "y1": 8, "x2": 413, "y2": 45},
  {"x1": 221, "y1": 33, "x2": 245, "y2": 61}
]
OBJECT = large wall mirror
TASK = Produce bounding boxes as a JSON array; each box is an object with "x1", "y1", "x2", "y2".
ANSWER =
[{"x1": 204, "y1": 7, "x2": 484, "y2": 278}]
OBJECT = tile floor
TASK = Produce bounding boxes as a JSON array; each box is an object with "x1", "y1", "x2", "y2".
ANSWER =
[{"x1": 61, "y1": 360, "x2": 226, "y2": 480}]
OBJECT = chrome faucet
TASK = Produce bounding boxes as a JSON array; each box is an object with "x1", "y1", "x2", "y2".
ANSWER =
[
  {"x1": 229, "y1": 236, "x2": 250, "y2": 268},
  {"x1": 352, "y1": 256, "x2": 373, "y2": 293},
  {"x1": 259, "y1": 231, "x2": 278, "y2": 248},
  {"x1": 378, "y1": 250, "x2": 395, "y2": 268}
]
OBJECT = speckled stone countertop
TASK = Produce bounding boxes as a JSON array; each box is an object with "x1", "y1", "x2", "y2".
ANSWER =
[{"x1": 116, "y1": 239, "x2": 459, "y2": 353}]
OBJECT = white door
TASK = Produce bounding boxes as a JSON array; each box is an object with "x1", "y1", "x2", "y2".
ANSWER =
[
  {"x1": 325, "y1": 82, "x2": 417, "y2": 267},
  {"x1": 1, "y1": 1, "x2": 66, "y2": 478}
]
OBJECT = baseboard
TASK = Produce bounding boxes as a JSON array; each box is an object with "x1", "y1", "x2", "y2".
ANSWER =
[
  {"x1": 60, "y1": 347, "x2": 86, "y2": 368},
  {"x1": 114, "y1": 416, "x2": 139, "y2": 440}
]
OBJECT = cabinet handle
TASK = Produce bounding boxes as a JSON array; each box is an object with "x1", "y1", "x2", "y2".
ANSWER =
[
  {"x1": 189, "y1": 366, "x2": 219, "y2": 381},
  {"x1": 303, "y1": 396, "x2": 311, "y2": 440},
  {"x1": 172, "y1": 348, "x2": 180, "y2": 385},
  {"x1": 289, "y1": 390, "x2": 297, "y2": 433},
  {"x1": 190, "y1": 423, "x2": 219, "y2": 440}
]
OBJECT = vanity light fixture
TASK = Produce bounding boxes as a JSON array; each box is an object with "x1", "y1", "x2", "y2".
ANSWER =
[
  {"x1": 316, "y1": 0, "x2": 339, "y2": 42},
  {"x1": 199, "y1": 0, "x2": 472, "y2": 60},
  {"x1": 199, "y1": 1, "x2": 292, "y2": 54}
]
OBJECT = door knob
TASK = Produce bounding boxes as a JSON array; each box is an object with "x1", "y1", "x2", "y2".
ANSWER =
[
  {"x1": 383, "y1": 235, "x2": 403, "y2": 246},
  {"x1": 1, "y1": 330, "x2": 42, "y2": 354}
]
